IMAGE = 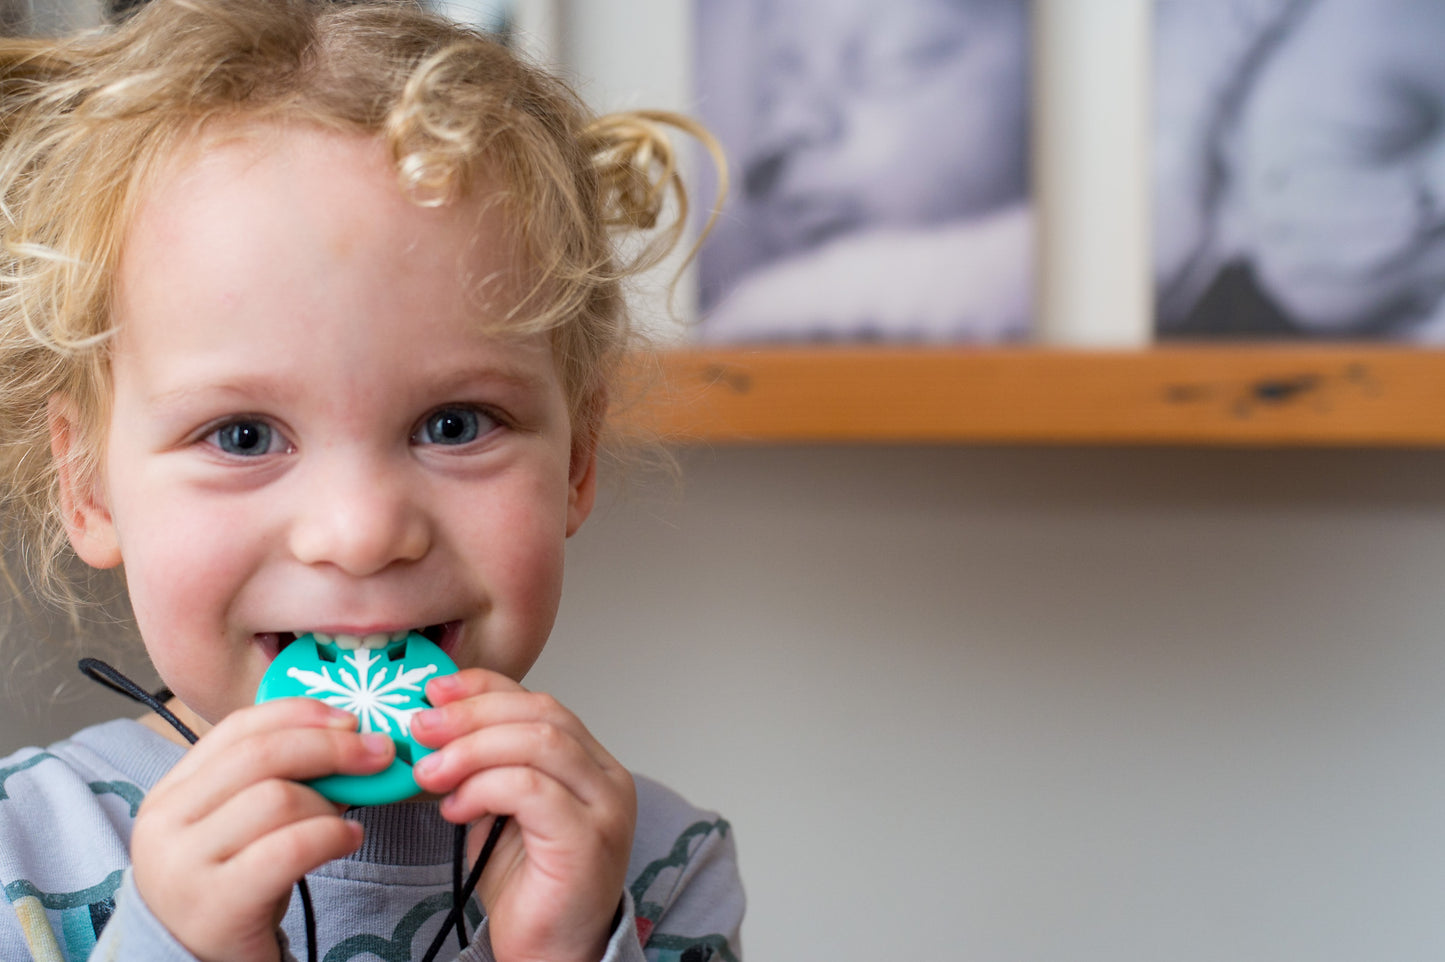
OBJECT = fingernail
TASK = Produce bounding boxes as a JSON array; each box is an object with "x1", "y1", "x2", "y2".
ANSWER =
[
  {"x1": 361, "y1": 732, "x2": 393, "y2": 756},
  {"x1": 412, "y1": 708, "x2": 441, "y2": 731},
  {"x1": 412, "y1": 752, "x2": 439, "y2": 777}
]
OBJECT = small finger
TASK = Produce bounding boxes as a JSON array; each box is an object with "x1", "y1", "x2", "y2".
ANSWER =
[
  {"x1": 434, "y1": 764, "x2": 590, "y2": 836},
  {"x1": 422, "y1": 668, "x2": 524, "y2": 708},
  {"x1": 411, "y1": 720, "x2": 608, "y2": 805},
  {"x1": 160, "y1": 699, "x2": 358, "y2": 786},
  {"x1": 204, "y1": 778, "x2": 352, "y2": 862},
  {"x1": 161, "y1": 727, "x2": 394, "y2": 821},
  {"x1": 222, "y1": 814, "x2": 365, "y2": 900},
  {"x1": 411, "y1": 690, "x2": 610, "y2": 770}
]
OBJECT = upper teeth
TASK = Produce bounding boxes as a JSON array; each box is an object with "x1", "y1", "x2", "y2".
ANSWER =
[{"x1": 312, "y1": 630, "x2": 411, "y2": 650}]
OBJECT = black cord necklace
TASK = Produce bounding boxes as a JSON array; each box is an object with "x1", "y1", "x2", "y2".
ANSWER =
[{"x1": 79, "y1": 658, "x2": 506, "y2": 962}]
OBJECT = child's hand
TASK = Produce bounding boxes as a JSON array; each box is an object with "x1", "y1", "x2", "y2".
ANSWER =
[
  {"x1": 130, "y1": 698, "x2": 395, "y2": 962},
  {"x1": 411, "y1": 670, "x2": 638, "y2": 962}
]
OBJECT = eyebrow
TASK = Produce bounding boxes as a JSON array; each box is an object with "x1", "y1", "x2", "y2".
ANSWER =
[
  {"x1": 422, "y1": 360, "x2": 554, "y2": 396},
  {"x1": 143, "y1": 373, "x2": 300, "y2": 410},
  {"x1": 144, "y1": 358, "x2": 553, "y2": 410}
]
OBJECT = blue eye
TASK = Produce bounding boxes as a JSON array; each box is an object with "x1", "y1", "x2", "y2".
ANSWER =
[
  {"x1": 211, "y1": 420, "x2": 279, "y2": 457},
  {"x1": 416, "y1": 407, "x2": 492, "y2": 446}
]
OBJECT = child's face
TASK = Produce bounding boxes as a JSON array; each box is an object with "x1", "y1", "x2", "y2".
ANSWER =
[{"x1": 55, "y1": 125, "x2": 595, "y2": 730}]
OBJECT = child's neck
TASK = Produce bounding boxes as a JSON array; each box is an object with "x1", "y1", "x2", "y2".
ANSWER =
[{"x1": 136, "y1": 698, "x2": 211, "y2": 746}]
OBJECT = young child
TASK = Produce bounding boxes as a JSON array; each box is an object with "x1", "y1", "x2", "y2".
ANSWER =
[{"x1": 0, "y1": 2, "x2": 743, "y2": 961}]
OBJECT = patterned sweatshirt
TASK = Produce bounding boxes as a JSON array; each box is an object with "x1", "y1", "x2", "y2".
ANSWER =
[{"x1": 0, "y1": 719, "x2": 743, "y2": 962}]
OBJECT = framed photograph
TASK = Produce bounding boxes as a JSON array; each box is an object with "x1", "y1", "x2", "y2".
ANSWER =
[
  {"x1": 426, "y1": 0, "x2": 515, "y2": 39},
  {"x1": 1155, "y1": 0, "x2": 1445, "y2": 342},
  {"x1": 694, "y1": 0, "x2": 1034, "y2": 344},
  {"x1": 0, "y1": 0, "x2": 99, "y2": 34}
]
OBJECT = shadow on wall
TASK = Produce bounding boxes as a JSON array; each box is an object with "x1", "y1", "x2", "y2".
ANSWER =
[
  {"x1": 630, "y1": 445, "x2": 1445, "y2": 517},
  {"x1": 0, "y1": 554, "x2": 151, "y2": 744}
]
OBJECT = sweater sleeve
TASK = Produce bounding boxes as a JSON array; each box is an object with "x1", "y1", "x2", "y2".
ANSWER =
[
  {"x1": 89, "y1": 870, "x2": 200, "y2": 961},
  {"x1": 455, "y1": 889, "x2": 646, "y2": 962},
  {"x1": 0, "y1": 727, "x2": 277, "y2": 962},
  {"x1": 622, "y1": 776, "x2": 744, "y2": 962},
  {"x1": 0, "y1": 745, "x2": 135, "y2": 961}
]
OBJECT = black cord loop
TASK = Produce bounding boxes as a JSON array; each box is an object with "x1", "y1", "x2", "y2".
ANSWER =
[
  {"x1": 78, "y1": 659, "x2": 197, "y2": 745},
  {"x1": 421, "y1": 814, "x2": 508, "y2": 962}
]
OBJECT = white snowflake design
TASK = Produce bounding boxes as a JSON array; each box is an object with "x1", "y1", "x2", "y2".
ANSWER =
[{"x1": 288, "y1": 647, "x2": 438, "y2": 737}]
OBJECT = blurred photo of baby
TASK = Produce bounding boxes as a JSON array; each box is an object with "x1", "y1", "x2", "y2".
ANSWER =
[
  {"x1": 697, "y1": 0, "x2": 1033, "y2": 343},
  {"x1": 1157, "y1": 0, "x2": 1445, "y2": 340}
]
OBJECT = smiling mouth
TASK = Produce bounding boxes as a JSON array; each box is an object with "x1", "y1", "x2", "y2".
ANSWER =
[{"x1": 257, "y1": 623, "x2": 458, "y2": 660}]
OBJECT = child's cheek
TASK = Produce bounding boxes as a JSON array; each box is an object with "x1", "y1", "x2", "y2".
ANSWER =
[
  {"x1": 111, "y1": 497, "x2": 271, "y2": 723},
  {"x1": 455, "y1": 500, "x2": 568, "y2": 680}
]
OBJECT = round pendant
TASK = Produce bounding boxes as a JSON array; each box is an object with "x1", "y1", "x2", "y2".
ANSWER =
[{"x1": 254, "y1": 632, "x2": 457, "y2": 806}]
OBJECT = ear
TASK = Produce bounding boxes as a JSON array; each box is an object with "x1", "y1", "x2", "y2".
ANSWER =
[
  {"x1": 47, "y1": 396, "x2": 121, "y2": 569},
  {"x1": 565, "y1": 395, "x2": 604, "y2": 538}
]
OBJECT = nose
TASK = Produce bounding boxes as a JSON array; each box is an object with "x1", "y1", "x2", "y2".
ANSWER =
[{"x1": 287, "y1": 458, "x2": 431, "y2": 576}]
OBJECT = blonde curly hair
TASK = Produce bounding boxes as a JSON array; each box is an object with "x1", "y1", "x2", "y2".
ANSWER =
[{"x1": 0, "y1": 0, "x2": 713, "y2": 610}]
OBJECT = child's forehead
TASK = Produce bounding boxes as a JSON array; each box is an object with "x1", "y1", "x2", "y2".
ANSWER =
[
  {"x1": 129, "y1": 123, "x2": 525, "y2": 293},
  {"x1": 147, "y1": 122, "x2": 439, "y2": 215},
  {"x1": 115, "y1": 122, "x2": 547, "y2": 356}
]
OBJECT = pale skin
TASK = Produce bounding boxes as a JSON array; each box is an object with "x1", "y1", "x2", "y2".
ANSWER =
[{"x1": 49, "y1": 123, "x2": 635, "y2": 962}]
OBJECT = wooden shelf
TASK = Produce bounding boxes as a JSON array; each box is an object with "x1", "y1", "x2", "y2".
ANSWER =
[{"x1": 625, "y1": 346, "x2": 1445, "y2": 446}]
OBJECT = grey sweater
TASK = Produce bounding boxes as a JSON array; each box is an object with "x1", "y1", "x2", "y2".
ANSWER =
[{"x1": 0, "y1": 719, "x2": 743, "y2": 961}]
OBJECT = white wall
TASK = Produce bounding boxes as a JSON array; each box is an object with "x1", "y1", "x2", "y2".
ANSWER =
[{"x1": 531, "y1": 447, "x2": 1445, "y2": 961}]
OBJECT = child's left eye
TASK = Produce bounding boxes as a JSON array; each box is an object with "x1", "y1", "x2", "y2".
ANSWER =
[
  {"x1": 413, "y1": 406, "x2": 496, "y2": 446},
  {"x1": 208, "y1": 419, "x2": 286, "y2": 457}
]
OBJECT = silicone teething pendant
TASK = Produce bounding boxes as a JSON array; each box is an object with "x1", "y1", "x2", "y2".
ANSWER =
[{"x1": 254, "y1": 632, "x2": 457, "y2": 806}]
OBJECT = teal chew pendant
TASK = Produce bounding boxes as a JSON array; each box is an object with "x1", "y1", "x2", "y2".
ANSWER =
[{"x1": 254, "y1": 631, "x2": 458, "y2": 806}]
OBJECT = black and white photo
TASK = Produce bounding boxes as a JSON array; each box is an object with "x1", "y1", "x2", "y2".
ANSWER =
[
  {"x1": 1156, "y1": 0, "x2": 1445, "y2": 341},
  {"x1": 696, "y1": 0, "x2": 1034, "y2": 343}
]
